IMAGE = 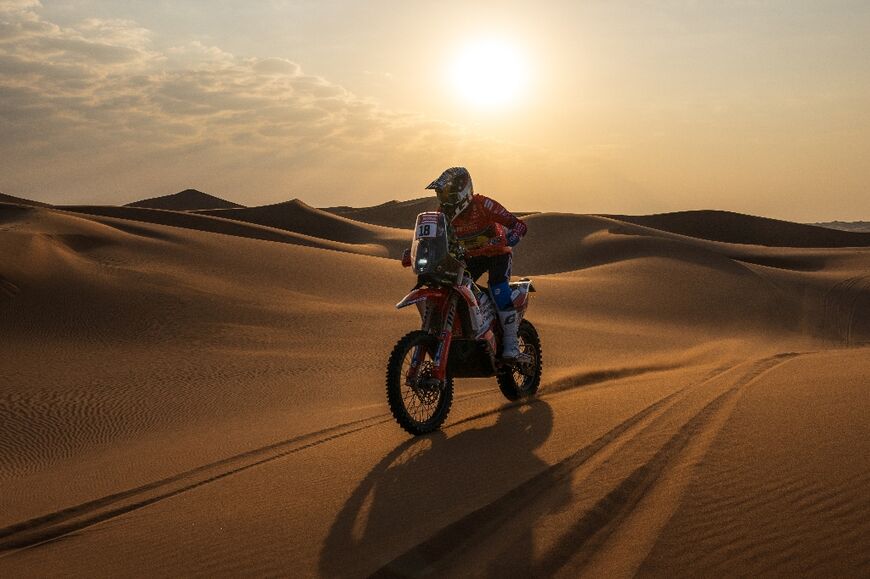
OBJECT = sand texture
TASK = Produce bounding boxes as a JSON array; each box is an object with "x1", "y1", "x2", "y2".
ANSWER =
[{"x1": 1, "y1": 196, "x2": 869, "y2": 577}]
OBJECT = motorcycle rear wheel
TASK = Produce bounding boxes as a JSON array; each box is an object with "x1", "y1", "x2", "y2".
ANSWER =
[
  {"x1": 386, "y1": 330, "x2": 454, "y2": 435},
  {"x1": 497, "y1": 319, "x2": 542, "y2": 401}
]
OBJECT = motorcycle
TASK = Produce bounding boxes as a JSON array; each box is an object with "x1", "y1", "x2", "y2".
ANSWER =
[{"x1": 386, "y1": 211, "x2": 542, "y2": 435}]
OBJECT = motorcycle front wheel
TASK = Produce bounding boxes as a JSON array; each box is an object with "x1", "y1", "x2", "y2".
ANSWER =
[
  {"x1": 386, "y1": 330, "x2": 454, "y2": 435},
  {"x1": 497, "y1": 319, "x2": 543, "y2": 401}
]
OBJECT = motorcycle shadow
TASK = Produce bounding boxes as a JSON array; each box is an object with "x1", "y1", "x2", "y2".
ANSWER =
[{"x1": 319, "y1": 399, "x2": 567, "y2": 578}]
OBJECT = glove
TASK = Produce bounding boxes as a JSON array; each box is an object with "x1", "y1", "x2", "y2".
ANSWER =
[
  {"x1": 506, "y1": 221, "x2": 527, "y2": 247},
  {"x1": 401, "y1": 248, "x2": 412, "y2": 267}
]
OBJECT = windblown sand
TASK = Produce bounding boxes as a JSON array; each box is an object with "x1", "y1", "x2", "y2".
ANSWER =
[{"x1": 1, "y1": 198, "x2": 868, "y2": 577}]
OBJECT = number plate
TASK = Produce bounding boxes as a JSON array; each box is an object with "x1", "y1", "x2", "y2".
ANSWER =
[{"x1": 416, "y1": 223, "x2": 437, "y2": 238}]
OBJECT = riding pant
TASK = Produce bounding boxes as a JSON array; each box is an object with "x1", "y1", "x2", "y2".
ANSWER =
[{"x1": 466, "y1": 253, "x2": 513, "y2": 311}]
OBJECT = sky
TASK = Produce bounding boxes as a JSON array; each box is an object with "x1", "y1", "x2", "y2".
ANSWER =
[{"x1": 1, "y1": 0, "x2": 868, "y2": 220}]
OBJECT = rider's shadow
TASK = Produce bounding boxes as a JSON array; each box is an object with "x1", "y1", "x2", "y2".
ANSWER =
[{"x1": 318, "y1": 399, "x2": 568, "y2": 578}]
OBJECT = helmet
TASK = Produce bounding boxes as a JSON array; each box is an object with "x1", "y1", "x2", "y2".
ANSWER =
[{"x1": 425, "y1": 167, "x2": 473, "y2": 218}]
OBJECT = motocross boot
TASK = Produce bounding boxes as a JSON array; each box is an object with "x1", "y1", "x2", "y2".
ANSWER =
[{"x1": 498, "y1": 309, "x2": 520, "y2": 359}]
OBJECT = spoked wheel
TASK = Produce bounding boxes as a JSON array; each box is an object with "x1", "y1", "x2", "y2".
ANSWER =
[
  {"x1": 497, "y1": 319, "x2": 542, "y2": 401},
  {"x1": 386, "y1": 330, "x2": 454, "y2": 435}
]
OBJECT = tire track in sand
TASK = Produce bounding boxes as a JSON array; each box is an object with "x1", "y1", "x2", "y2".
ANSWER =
[
  {"x1": 0, "y1": 414, "x2": 394, "y2": 553},
  {"x1": 546, "y1": 352, "x2": 799, "y2": 578},
  {"x1": 0, "y1": 360, "x2": 728, "y2": 555},
  {"x1": 371, "y1": 361, "x2": 741, "y2": 577},
  {"x1": 0, "y1": 380, "x2": 522, "y2": 555},
  {"x1": 823, "y1": 275, "x2": 870, "y2": 346},
  {"x1": 371, "y1": 354, "x2": 798, "y2": 578}
]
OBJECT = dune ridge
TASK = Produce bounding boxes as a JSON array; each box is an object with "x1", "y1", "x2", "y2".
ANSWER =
[
  {"x1": 815, "y1": 220, "x2": 870, "y2": 233},
  {"x1": 0, "y1": 192, "x2": 53, "y2": 208},
  {"x1": 321, "y1": 197, "x2": 438, "y2": 228},
  {"x1": 125, "y1": 188, "x2": 244, "y2": 211},
  {"x1": 604, "y1": 209, "x2": 870, "y2": 248},
  {"x1": 321, "y1": 196, "x2": 537, "y2": 228},
  {"x1": 58, "y1": 204, "x2": 402, "y2": 258},
  {"x1": 196, "y1": 199, "x2": 410, "y2": 257}
]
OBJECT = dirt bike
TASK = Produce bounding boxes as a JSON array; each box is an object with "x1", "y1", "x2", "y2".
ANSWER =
[{"x1": 386, "y1": 211, "x2": 542, "y2": 436}]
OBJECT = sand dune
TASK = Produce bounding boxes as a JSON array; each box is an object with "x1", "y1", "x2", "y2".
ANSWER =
[
  {"x1": 1, "y1": 198, "x2": 869, "y2": 577},
  {"x1": 322, "y1": 196, "x2": 536, "y2": 228},
  {"x1": 605, "y1": 209, "x2": 870, "y2": 247},
  {"x1": 196, "y1": 199, "x2": 410, "y2": 258},
  {"x1": 322, "y1": 197, "x2": 439, "y2": 228},
  {"x1": 816, "y1": 220, "x2": 870, "y2": 233},
  {"x1": 320, "y1": 204, "x2": 870, "y2": 278},
  {"x1": 125, "y1": 188, "x2": 245, "y2": 211},
  {"x1": 1, "y1": 202, "x2": 412, "y2": 498},
  {"x1": 59, "y1": 203, "x2": 404, "y2": 258},
  {"x1": 0, "y1": 192, "x2": 52, "y2": 208}
]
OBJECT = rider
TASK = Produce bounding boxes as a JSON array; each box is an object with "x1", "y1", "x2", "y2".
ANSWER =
[{"x1": 405, "y1": 167, "x2": 528, "y2": 358}]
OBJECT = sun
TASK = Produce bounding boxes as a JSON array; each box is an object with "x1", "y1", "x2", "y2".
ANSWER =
[{"x1": 450, "y1": 39, "x2": 528, "y2": 109}]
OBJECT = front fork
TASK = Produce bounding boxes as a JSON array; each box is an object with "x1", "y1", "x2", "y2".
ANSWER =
[
  {"x1": 405, "y1": 293, "x2": 457, "y2": 385},
  {"x1": 432, "y1": 294, "x2": 458, "y2": 381}
]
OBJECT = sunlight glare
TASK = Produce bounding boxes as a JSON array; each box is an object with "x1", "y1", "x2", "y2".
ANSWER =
[{"x1": 450, "y1": 39, "x2": 528, "y2": 109}]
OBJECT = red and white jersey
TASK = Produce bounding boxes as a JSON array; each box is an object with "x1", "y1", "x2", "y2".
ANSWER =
[{"x1": 449, "y1": 195, "x2": 527, "y2": 257}]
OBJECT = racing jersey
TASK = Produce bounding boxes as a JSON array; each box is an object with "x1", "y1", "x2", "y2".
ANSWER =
[{"x1": 449, "y1": 195, "x2": 527, "y2": 257}]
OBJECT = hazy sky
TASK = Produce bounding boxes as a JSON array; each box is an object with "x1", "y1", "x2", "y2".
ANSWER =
[{"x1": 1, "y1": 0, "x2": 868, "y2": 220}]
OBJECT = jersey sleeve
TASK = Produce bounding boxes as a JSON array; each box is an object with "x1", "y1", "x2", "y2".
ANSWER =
[{"x1": 480, "y1": 196, "x2": 527, "y2": 237}]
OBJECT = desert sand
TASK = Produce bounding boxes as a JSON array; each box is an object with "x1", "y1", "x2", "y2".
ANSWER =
[{"x1": 1, "y1": 192, "x2": 868, "y2": 577}]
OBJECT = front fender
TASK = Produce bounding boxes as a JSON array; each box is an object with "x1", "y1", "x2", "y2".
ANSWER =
[{"x1": 396, "y1": 287, "x2": 449, "y2": 309}]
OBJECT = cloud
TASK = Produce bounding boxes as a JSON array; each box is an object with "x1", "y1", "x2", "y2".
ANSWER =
[
  {"x1": 0, "y1": 0, "x2": 41, "y2": 13},
  {"x1": 1, "y1": 1, "x2": 546, "y2": 205},
  {"x1": 251, "y1": 57, "x2": 301, "y2": 76}
]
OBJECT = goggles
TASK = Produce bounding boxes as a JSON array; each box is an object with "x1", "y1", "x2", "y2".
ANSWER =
[{"x1": 436, "y1": 186, "x2": 461, "y2": 206}]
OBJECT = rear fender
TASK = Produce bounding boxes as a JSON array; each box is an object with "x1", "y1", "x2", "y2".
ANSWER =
[{"x1": 509, "y1": 278, "x2": 536, "y2": 314}]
